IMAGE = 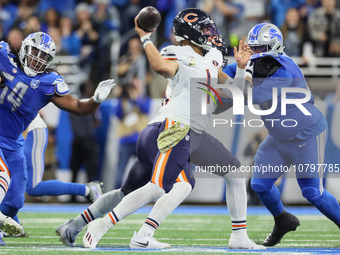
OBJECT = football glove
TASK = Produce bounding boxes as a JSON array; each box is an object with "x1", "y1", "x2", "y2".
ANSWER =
[
  {"x1": 93, "y1": 79, "x2": 116, "y2": 103},
  {"x1": 245, "y1": 60, "x2": 254, "y2": 79}
]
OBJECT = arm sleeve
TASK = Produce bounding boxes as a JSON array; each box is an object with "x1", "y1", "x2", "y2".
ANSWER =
[{"x1": 222, "y1": 67, "x2": 246, "y2": 98}]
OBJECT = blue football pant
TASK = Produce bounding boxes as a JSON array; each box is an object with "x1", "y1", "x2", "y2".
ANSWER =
[
  {"x1": 251, "y1": 130, "x2": 340, "y2": 224},
  {"x1": 0, "y1": 146, "x2": 27, "y2": 219},
  {"x1": 25, "y1": 128, "x2": 86, "y2": 197}
]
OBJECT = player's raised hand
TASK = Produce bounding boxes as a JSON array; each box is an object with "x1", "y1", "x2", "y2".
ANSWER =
[
  {"x1": 234, "y1": 40, "x2": 253, "y2": 69},
  {"x1": 93, "y1": 79, "x2": 116, "y2": 103}
]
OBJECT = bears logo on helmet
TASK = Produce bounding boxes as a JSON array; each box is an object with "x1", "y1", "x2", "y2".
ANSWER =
[{"x1": 173, "y1": 8, "x2": 222, "y2": 51}]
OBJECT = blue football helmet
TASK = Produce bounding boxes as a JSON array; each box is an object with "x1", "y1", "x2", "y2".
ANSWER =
[
  {"x1": 246, "y1": 23, "x2": 285, "y2": 58},
  {"x1": 19, "y1": 32, "x2": 56, "y2": 77},
  {"x1": 173, "y1": 8, "x2": 221, "y2": 50}
]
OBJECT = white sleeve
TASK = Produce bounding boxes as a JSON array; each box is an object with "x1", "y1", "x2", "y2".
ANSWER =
[{"x1": 222, "y1": 67, "x2": 246, "y2": 98}]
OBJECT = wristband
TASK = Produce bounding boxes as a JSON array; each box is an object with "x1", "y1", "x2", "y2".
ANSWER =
[
  {"x1": 140, "y1": 34, "x2": 152, "y2": 48},
  {"x1": 142, "y1": 39, "x2": 153, "y2": 48}
]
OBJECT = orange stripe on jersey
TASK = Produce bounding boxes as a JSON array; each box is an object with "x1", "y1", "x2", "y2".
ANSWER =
[
  {"x1": 158, "y1": 148, "x2": 172, "y2": 188},
  {"x1": 163, "y1": 58, "x2": 178, "y2": 60},
  {"x1": 232, "y1": 224, "x2": 247, "y2": 228},
  {"x1": 145, "y1": 219, "x2": 158, "y2": 228},
  {"x1": 0, "y1": 157, "x2": 10, "y2": 178},
  {"x1": 176, "y1": 177, "x2": 180, "y2": 182},
  {"x1": 0, "y1": 179, "x2": 8, "y2": 191},
  {"x1": 108, "y1": 213, "x2": 116, "y2": 225},
  {"x1": 84, "y1": 211, "x2": 91, "y2": 222}
]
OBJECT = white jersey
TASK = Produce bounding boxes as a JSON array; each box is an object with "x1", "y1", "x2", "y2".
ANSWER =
[
  {"x1": 148, "y1": 84, "x2": 172, "y2": 125},
  {"x1": 27, "y1": 113, "x2": 47, "y2": 132},
  {"x1": 160, "y1": 45, "x2": 222, "y2": 133}
]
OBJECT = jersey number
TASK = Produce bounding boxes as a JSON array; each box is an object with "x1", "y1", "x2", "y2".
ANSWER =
[{"x1": 0, "y1": 72, "x2": 29, "y2": 111}]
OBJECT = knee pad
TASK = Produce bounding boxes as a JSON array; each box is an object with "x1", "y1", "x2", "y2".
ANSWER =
[
  {"x1": 173, "y1": 182, "x2": 192, "y2": 196},
  {"x1": 147, "y1": 182, "x2": 165, "y2": 200},
  {"x1": 251, "y1": 182, "x2": 268, "y2": 193},
  {"x1": 301, "y1": 187, "x2": 320, "y2": 203}
]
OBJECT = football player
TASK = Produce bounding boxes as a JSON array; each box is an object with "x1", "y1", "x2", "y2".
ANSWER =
[
  {"x1": 224, "y1": 23, "x2": 340, "y2": 246},
  {"x1": 0, "y1": 32, "x2": 115, "y2": 243},
  {"x1": 3, "y1": 113, "x2": 103, "y2": 238},
  {"x1": 56, "y1": 8, "x2": 264, "y2": 250}
]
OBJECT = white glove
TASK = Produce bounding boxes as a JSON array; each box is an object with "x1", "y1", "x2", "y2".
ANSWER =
[
  {"x1": 93, "y1": 79, "x2": 116, "y2": 103},
  {"x1": 245, "y1": 60, "x2": 254, "y2": 79}
]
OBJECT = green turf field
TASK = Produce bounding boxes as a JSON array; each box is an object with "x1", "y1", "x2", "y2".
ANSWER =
[{"x1": 1, "y1": 210, "x2": 339, "y2": 254}]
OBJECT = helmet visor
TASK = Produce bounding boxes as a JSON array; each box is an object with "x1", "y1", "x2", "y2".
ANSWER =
[
  {"x1": 24, "y1": 45, "x2": 53, "y2": 73},
  {"x1": 202, "y1": 23, "x2": 220, "y2": 38}
]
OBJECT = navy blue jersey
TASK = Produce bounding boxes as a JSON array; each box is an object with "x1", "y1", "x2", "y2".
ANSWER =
[
  {"x1": 223, "y1": 55, "x2": 327, "y2": 141},
  {"x1": 0, "y1": 41, "x2": 69, "y2": 149}
]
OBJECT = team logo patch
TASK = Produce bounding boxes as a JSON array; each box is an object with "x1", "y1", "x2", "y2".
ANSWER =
[
  {"x1": 185, "y1": 135, "x2": 190, "y2": 141},
  {"x1": 212, "y1": 60, "x2": 219, "y2": 66},
  {"x1": 12, "y1": 68, "x2": 17, "y2": 73},
  {"x1": 30, "y1": 79, "x2": 40, "y2": 89},
  {"x1": 188, "y1": 57, "x2": 196, "y2": 65}
]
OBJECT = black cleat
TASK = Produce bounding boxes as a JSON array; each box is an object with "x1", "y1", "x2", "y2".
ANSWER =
[{"x1": 263, "y1": 211, "x2": 300, "y2": 246}]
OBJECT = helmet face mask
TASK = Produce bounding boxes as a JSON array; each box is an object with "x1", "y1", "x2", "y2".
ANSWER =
[
  {"x1": 173, "y1": 8, "x2": 222, "y2": 50},
  {"x1": 211, "y1": 35, "x2": 228, "y2": 68},
  {"x1": 19, "y1": 32, "x2": 56, "y2": 77},
  {"x1": 246, "y1": 23, "x2": 285, "y2": 58}
]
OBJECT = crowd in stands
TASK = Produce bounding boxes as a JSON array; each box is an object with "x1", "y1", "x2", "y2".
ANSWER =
[{"x1": 0, "y1": 0, "x2": 340, "y2": 97}]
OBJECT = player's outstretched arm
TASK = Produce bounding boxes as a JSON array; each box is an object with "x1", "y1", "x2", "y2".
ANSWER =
[
  {"x1": 134, "y1": 16, "x2": 178, "y2": 78},
  {"x1": 50, "y1": 79, "x2": 116, "y2": 116}
]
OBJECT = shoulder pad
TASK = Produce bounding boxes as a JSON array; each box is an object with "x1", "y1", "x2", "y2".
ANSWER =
[{"x1": 53, "y1": 78, "x2": 69, "y2": 96}]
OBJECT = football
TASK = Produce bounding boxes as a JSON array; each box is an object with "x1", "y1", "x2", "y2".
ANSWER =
[{"x1": 137, "y1": 6, "x2": 161, "y2": 32}]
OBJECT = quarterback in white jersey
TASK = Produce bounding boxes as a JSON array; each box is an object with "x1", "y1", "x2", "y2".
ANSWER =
[{"x1": 57, "y1": 8, "x2": 264, "y2": 250}]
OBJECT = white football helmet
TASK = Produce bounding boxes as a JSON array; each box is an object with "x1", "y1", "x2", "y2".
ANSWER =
[
  {"x1": 246, "y1": 23, "x2": 285, "y2": 57},
  {"x1": 19, "y1": 32, "x2": 56, "y2": 77}
]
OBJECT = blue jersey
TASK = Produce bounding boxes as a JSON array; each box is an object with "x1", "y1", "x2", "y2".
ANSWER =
[
  {"x1": 0, "y1": 41, "x2": 69, "y2": 149},
  {"x1": 223, "y1": 54, "x2": 327, "y2": 141}
]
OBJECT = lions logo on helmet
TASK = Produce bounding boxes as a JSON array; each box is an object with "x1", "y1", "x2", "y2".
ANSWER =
[
  {"x1": 19, "y1": 32, "x2": 56, "y2": 77},
  {"x1": 246, "y1": 23, "x2": 285, "y2": 59},
  {"x1": 173, "y1": 8, "x2": 222, "y2": 51}
]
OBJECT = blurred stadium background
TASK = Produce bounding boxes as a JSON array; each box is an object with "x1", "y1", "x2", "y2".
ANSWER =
[{"x1": 2, "y1": 0, "x2": 340, "y2": 227}]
